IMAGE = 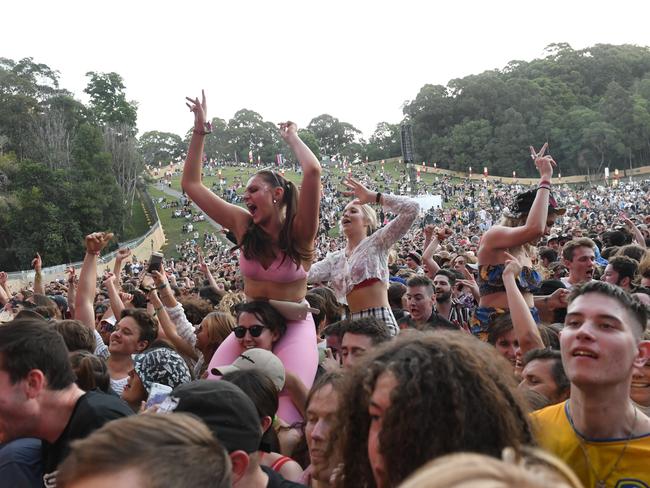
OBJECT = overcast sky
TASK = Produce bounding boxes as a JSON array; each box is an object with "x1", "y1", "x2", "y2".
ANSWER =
[{"x1": 3, "y1": 0, "x2": 650, "y2": 139}]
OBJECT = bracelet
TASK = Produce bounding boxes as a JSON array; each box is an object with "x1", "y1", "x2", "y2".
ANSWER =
[
  {"x1": 156, "y1": 283, "x2": 168, "y2": 290},
  {"x1": 193, "y1": 121, "x2": 212, "y2": 136},
  {"x1": 539, "y1": 179, "x2": 551, "y2": 187},
  {"x1": 375, "y1": 192, "x2": 382, "y2": 204},
  {"x1": 538, "y1": 184, "x2": 551, "y2": 191}
]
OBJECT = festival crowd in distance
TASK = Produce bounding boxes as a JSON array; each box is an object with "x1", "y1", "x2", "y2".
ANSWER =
[{"x1": 0, "y1": 92, "x2": 649, "y2": 488}]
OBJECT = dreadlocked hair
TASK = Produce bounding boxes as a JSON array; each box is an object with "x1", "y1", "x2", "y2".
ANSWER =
[
  {"x1": 332, "y1": 331, "x2": 533, "y2": 488},
  {"x1": 236, "y1": 170, "x2": 313, "y2": 267}
]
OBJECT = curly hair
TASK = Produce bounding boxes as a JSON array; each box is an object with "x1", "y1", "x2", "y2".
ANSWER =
[
  {"x1": 120, "y1": 308, "x2": 158, "y2": 345},
  {"x1": 333, "y1": 331, "x2": 533, "y2": 488},
  {"x1": 179, "y1": 297, "x2": 214, "y2": 325},
  {"x1": 237, "y1": 170, "x2": 312, "y2": 267}
]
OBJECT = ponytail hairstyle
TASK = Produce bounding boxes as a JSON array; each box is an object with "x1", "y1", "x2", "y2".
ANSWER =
[
  {"x1": 238, "y1": 170, "x2": 313, "y2": 267},
  {"x1": 69, "y1": 350, "x2": 111, "y2": 392}
]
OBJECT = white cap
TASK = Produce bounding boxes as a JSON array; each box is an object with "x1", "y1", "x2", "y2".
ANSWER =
[{"x1": 211, "y1": 348, "x2": 286, "y2": 392}]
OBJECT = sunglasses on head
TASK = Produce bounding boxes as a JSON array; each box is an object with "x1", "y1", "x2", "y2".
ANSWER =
[{"x1": 233, "y1": 325, "x2": 266, "y2": 338}]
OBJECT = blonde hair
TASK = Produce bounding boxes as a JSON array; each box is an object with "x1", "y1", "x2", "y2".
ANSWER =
[
  {"x1": 217, "y1": 291, "x2": 247, "y2": 315},
  {"x1": 398, "y1": 448, "x2": 582, "y2": 488},
  {"x1": 498, "y1": 215, "x2": 534, "y2": 257},
  {"x1": 202, "y1": 311, "x2": 236, "y2": 345},
  {"x1": 341, "y1": 203, "x2": 379, "y2": 236}
]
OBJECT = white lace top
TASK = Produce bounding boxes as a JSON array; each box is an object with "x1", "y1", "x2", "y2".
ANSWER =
[{"x1": 308, "y1": 194, "x2": 419, "y2": 303}]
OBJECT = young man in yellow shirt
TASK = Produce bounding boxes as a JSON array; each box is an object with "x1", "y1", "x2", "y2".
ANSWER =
[{"x1": 532, "y1": 281, "x2": 650, "y2": 487}]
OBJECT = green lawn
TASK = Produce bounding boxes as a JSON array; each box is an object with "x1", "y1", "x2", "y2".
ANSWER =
[
  {"x1": 147, "y1": 186, "x2": 219, "y2": 257},
  {"x1": 122, "y1": 192, "x2": 151, "y2": 240}
]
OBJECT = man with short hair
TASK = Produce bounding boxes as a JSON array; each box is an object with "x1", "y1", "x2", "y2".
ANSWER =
[
  {"x1": 303, "y1": 373, "x2": 344, "y2": 487},
  {"x1": 56, "y1": 413, "x2": 231, "y2": 488},
  {"x1": 0, "y1": 319, "x2": 132, "y2": 487},
  {"x1": 602, "y1": 255, "x2": 639, "y2": 291},
  {"x1": 171, "y1": 380, "x2": 303, "y2": 488},
  {"x1": 561, "y1": 237, "x2": 597, "y2": 289},
  {"x1": 532, "y1": 281, "x2": 650, "y2": 486},
  {"x1": 432, "y1": 269, "x2": 472, "y2": 331},
  {"x1": 405, "y1": 276, "x2": 457, "y2": 331},
  {"x1": 518, "y1": 348, "x2": 570, "y2": 406},
  {"x1": 339, "y1": 318, "x2": 391, "y2": 369}
]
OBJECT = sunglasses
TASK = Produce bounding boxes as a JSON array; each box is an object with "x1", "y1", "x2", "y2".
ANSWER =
[{"x1": 233, "y1": 325, "x2": 266, "y2": 339}]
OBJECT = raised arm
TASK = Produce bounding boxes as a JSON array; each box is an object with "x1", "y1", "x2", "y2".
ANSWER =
[
  {"x1": 75, "y1": 232, "x2": 113, "y2": 330},
  {"x1": 502, "y1": 253, "x2": 545, "y2": 355},
  {"x1": 65, "y1": 267, "x2": 77, "y2": 318},
  {"x1": 621, "y1": 214, "x2": 647, "y2": 249},
  {"x1": 422, "y1": 226, "x2": 447, "y2": 278},
  {"x1": 342, "y1": 177, "x2": 419, "y2": 251},
  {"x1": 197, "y1": 247, "x2": 225, "y2": 297},
  {"x1": 0, "y1": 272, "x2": 9, "y2": 306},
  {"x1": 148, "y1": 288, "x2": 197, "y2": 360},
  {"x1": 113, "y1": 248, "x2": 131, "y2": 285},
  {"x1": 32, "y1": 253, "x2": 44, "y2": 295},
  {"x1": 480, "y1": 144, "x2": 555, "y2": 251},
  {"x1": 102, "y1": 272, "x2": 125, "y2": 318},
  {"x1": 282, "y1": 122, "x2": 322, "y2": 246},
  {"x1": 182, "y1": 91, "x2": 251, "y2": 239}
]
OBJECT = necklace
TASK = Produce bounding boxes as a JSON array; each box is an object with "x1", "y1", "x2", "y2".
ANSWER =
[{"x1": 567, "y1": 404, "x2": 638, "y2": 488}]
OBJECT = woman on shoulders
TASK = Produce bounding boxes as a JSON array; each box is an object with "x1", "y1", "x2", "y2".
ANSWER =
[
  {"x1": 182, "y1": 91, "x2": 321, "y2": 422},
  {"x1": 472, "y1": 143, "x2": 565, "y2": 340},
  {"x1": 308, "y1": 177, "x2": 419, "y2": 335}
]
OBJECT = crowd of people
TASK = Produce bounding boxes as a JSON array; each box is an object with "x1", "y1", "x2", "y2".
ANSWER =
[{"x1": 1, "y1": 91, "x2": 650, "y2": 487}]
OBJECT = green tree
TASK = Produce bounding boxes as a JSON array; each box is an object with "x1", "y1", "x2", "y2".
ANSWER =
[
  {"x1": 139, "y1": 130, "x2": 184, "y2": 165},
  {"x1": 84, "y1": 71, "x2": 138, "y2": 130},
  {"x1": 307, "y1": 114, "x2": 360, "y2": 157}
]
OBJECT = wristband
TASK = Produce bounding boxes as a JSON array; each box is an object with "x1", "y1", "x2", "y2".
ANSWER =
[
  {"x1": 193, "y1": 121, "x2": 212, "y2": 135},
  {"x1": 375, "y1": 192, "x2": 382, "y2": 204},
  {"x1": 538, "y1": 184, "x2": 551, "y2": 191},
  {"x1": 539, "y1": 179, "x2": 551, "y2": 187},
  {"x1": 156, "y1": 283, "x2": 168, "y2": 290}
]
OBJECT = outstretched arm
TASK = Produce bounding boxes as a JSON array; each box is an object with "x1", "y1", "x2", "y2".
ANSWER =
[
  {"x1": 503, "y1": 253, "x2": 545, "y2": 355},
  {"x1": 622, "y1": 214, "x2": 647, "y2": 249},
  {"x1": 113, "y1": 248, "x2": 131, "y2": 285},
  {"x1": 182, "y1": 91, "x2": 251, "y2": 240},
  {"x1": 480, "y1": 144, "x2": 556, "y2": 251},
  {"x1": 103, "y1": 272, "x2": 125, "y2": 318},
  {"x1": 32, "y1": 253, "x2": 44, "y2": 295},
  {"x1": 283, "y1": 122, "x2": 322, "y2": 247},
  {"x1": 75, "y1": 232, "x2": 113, "y2": 330}
]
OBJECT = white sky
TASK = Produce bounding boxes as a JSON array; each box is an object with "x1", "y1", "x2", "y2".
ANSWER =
[{"x1": 3, "y1": 0, "x2": 650, "y2": 139}]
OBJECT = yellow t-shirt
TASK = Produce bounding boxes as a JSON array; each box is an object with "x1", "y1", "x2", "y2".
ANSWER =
[{"x1": 531, "y1": 401, "x2": 650, "y2": 487}]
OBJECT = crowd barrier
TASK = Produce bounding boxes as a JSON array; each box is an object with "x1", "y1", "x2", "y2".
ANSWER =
[{"x1": 7, "y1": 190, "x2": 166, "y2": 290}]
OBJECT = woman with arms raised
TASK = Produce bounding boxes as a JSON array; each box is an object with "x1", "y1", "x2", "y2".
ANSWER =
[
  {"x1": 308, "y1": 177, "x2": 419, "y2": 335},
  {"x1": 182, "y1": 91, "x2": 321, "y2": 423}
]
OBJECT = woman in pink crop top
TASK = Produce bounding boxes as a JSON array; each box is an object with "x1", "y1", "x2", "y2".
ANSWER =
[
  {"x1": 308, "y1": 177, "x2": 419, "y2": 336},
  {"x1": 182, "y1": 92, "x2": 321, "y2": 423}
]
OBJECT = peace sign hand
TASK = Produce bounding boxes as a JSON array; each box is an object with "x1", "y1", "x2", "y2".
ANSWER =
[
  {"x1": 529, "y1": 142, "x2": 556, "y2": 180},
  {"x1": 185, "y1": 90, "x2": 207, "y2": 129}
]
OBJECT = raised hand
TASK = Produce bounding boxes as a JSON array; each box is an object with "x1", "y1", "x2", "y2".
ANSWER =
[
  {"x1": 196, "y1": 247, "x2": 209, "y2": 274},
  {"x1": 185, "y1": 90, "x2": 207, "y2": 129},
  {"x1": 65, "y1": 266, "x2": 76, "y2": 284},
  {"x1": 423, "y1": 224, "x2": 434, "y2": 239},
  {"x1": 85, "y1": 232, "x2": 114, "y2": 255},
  {"x1": 116, "y1": 247, "x2": 131, "y2": 261},
  {"x1": 102, "y1": 272, "x2": 117, "y2": 287},
  {"x1": 503, "y1": 252, "x2": 523, "y2": 278},
  {"x1": 31, "y1": 253, "x2": 42, "y2": 272},
  {"x1": 342, "y1": 176, "x2": 375, "y2": 205},
  {"x1": 0, "y1": 271, "x2": 7, "y2": 285},
  {"x1": 529, "y1": 142, "x2": 556, "y2": 179},
  {"x1": 278, "y1": 121, "x2": 298, "y2": 142}
]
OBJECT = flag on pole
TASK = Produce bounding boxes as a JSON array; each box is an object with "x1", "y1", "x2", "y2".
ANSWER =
[{"x1": 248, "y1": 150, "x2": 253, "y2": 164}]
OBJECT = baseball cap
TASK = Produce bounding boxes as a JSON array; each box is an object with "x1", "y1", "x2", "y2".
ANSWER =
[
  {"x1": 211, "y1": 348, "x2": 286, "y2": 392},
  {"x1": 171, "y1": 380, "x2": 261, "y2": 453}
]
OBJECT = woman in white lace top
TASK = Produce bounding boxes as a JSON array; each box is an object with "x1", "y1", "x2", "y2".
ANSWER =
[{"x1": 308, "y1": 177, "x2": 419, "y2": 335}]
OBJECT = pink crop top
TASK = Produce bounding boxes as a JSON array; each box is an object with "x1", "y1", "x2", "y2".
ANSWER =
[{"x1": 239, "y1": 251, "x2": 307, "y2": 283}]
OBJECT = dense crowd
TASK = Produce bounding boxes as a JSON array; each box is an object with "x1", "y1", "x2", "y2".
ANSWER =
[{"x1": 1, "y1": 96, "x2": 650, "y2": 488}]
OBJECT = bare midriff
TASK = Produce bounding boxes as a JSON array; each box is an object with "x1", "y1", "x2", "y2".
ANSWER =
[
  {"x1": 479, "y1": 290, "x2": 534, "y2": 309},
  {"x1": 346, "y1": 281, "x2": 390, "y2": 312},
  {"x1": 243, "y1": 276, "x2": 307, "y2": 303}
]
